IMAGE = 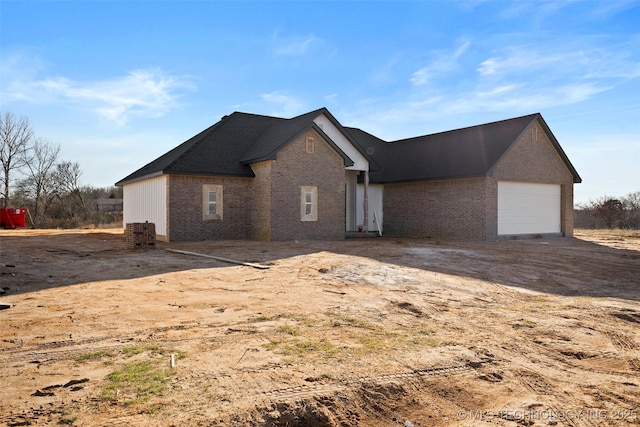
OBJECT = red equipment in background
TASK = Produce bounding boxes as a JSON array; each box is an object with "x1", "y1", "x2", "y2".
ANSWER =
[{"x1": 0, "y1": 208, "x2": 28, "y2": 229}]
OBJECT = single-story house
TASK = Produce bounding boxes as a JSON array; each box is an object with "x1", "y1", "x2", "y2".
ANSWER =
[{"x1": 115, "y1": 108, "x2": 581, "y2": 242}]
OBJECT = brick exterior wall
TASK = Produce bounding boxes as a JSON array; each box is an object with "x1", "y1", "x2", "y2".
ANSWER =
[
  {"x1": 490, "y1": 121, "x2": 575, "y2": 238},
  {"x1": 383, "y1": 120, "x2": 576, "y2": 241},
  {"x1": 166, "y1": 129, "x2": 346, "y2": 241},
  {"x1": 167, "y1": 175, "x2": 252, "y2": 242},
  {"x1": 265, "y1": 129, "x2": 346, "y2": 240},
  {"x1": 159, "y1": 119, "x2": 574, "y2": 242},
  {"x1": 250, "y1": 161, "x2": 272, "y2": 240},
  {"x1": 384, "y1": 177, "x2": 490, "y2": 240}
]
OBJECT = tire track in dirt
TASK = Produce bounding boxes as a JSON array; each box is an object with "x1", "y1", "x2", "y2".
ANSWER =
[
  {"x1": 499, "y1": 320, "x2": 636, "y2": 425},
  {"x1": 514, "y1": 369, "x2": 604, "y2": 427},
  {"x1": 515, "y1": 326, "x2": 636, "y2": 378},
  {"x1": 1, "y1": 318, "x2": 275, "y2": 364},
  {"x1": 168, "y1": 359, "x2": 487, "y2": 425},
  {"x1": 506, "y1": 303, "x2": 639, "y2": 427},
  {"x1": 508, "y1": 299, "x2": 640, "y2": 377},
  {"x1": 587, "y1": 303, "x2": 640, "y2": 373},
  {"x1": 482, "y1": 264, "x2": 521, "y2": 302},
  {"x1": 260, "y1": 363, "x2": 476, "y2": 402},
  {"x1": 606, "y1": 331, "x2": 638, "y2": 352}
]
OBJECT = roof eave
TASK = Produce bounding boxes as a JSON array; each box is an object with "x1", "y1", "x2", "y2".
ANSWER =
[
  {"x1": 116, "y1": 168, "x2": 257, "y2": 186},
  {"x1": 167, "y1": 171, "x2": 256, "y2": 179},
  {"x1": 115, "y1": 170, "x2": 165, "y2": 186},
  {"x1": 535, "y1": 115, "x2": 582, "y2": 183},
  {"x1": 372, "y1": 173, "x2": 488, "y2": 185}
]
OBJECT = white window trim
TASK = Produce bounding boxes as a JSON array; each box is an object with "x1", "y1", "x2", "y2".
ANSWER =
[
  {"x1": 306, "y1": 136, "x2": 315, "y2": 153},
  {"x1": 203, "y1": 184, "x2": 223, "y2": 220},
  {"x1": 300, "y1": 186, "x2": 318, "y2": 221}
]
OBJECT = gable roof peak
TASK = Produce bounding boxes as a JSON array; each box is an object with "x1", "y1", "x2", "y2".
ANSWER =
[{"x1": 237, "y1": 107, "x2": 356, "y2": 167}]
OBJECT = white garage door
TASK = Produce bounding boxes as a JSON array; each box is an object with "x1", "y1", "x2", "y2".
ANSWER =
[{"x1": 498, "y1": 181, "x2": 561, "y2": 235}]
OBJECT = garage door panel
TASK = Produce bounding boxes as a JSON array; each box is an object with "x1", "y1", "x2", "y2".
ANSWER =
[{"x1": 498, "y1": 182, "x2": 560, "y2": 235}]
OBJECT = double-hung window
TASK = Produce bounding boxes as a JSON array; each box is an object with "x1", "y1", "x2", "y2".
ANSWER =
[
  {"x1": 203, "y1": 184, "x2": 223, "y2": 220},
  {"x1": 300, "y1": 186, "x2": 318, "y2": 221},
  {"x1": 208, "y1": 191, "x2": 218, "y2": 215}
]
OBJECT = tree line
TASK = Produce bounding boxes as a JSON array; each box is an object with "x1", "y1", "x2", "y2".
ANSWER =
[
  {"x1": 575, "y1": 192, "x2": 640, "y2": 230},
  {"x1": 1, "y1": 111, "x2": 122, "y2": 228}
]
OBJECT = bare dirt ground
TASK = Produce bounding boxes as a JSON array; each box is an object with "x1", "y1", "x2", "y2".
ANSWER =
[{"x1": 1, "y1": 228, "x2": 639, "y2": 427}]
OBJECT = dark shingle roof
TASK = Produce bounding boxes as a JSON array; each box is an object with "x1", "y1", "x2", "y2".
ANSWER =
[
  {"x1": 115, "y1": 112, "x2": 281, "y2": 184},
  {"x1": 116, "y1": 109, "x2": 581, "y2": 186},
  {"x1": 344, "y1": 127, "x2": 387, "y2": 172},
  {"x1": 116, "y1": 108, "x2": 356, "y2": 186},
  {"x1": 239, "y1": 108, "x2": 355, "y2": 167},
  {"x1": 239, "y1": 108, "x2": 323, "y2": 164},
  {"x1": 347, "y1": 113, "x2": 581, "y2": 184}
]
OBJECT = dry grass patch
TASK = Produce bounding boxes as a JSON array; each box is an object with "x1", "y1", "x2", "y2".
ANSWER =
[{"x1": 102, "y1": 359, "x2": 175, "y2": 406}]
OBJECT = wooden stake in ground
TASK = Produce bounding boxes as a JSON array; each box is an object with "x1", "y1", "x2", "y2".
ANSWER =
[{"x1": 165, "y1": 248, "x2": 270, "y2": 270}]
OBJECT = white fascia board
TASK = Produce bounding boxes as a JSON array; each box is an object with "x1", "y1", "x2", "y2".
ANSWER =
[{"x1": 313, "y1": 114, "x2": 369, "y2": 171}]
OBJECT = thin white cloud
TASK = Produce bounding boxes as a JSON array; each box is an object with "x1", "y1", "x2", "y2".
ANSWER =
[
  {"x1": 410, "y1": 40, "x2": 470, "y2": 87},
  {"x1": 587, "y1": 0, "x2": 639, "y2": 18},
  {"x1": 273, "y1": 33, "x2": 321, "y2": 56},
  {"x1": 351, "y1": 31, "x2": 637, "y2": 138},
  {"x1": 454, "y1": 40, "x2": 471, "y2": 58},
  {"x1": 346, "y1": 81, "x2": 610, "y2": 141},
  {"x1": 324, "y1": 93, "x2": 339, "y2": 105},
  {"x1": 478, "y1": 48, "x2": 568, "y2": 77},
  {"x1": 260, "y1": 91, "x2": 306, "y2": 117},
  {"x1": 477, "y1": 40, "x2": 640, "y2": 84},
  {"x1": 369, "y1": 54, "x2": 403, "y2": 85},
  {"x1": 497, "y1": 0, "x2": 573, "y2": 21},
  {"x1": 2, "y1": 63, "x2": 194, "y2": 125},
  {"x1": 476, "y1": 84, "x2": 520, "y2": 98},
  {"x1": 444, "y1": 83, "x2": 610, "y2": 114}
]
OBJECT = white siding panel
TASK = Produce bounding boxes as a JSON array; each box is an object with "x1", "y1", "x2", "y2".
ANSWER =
[
  {"x1": 356, "y1": 184, "x2": 383, "y2": 233},
  {"x1": 498, "y1": 181, "x2": 560, "y2": 235},
  {"x1": 123, "y1": 175, "x2": 167, "y2": 237},
  {"x1": 313, "y1": 114, "x2": 369, "y2": 171}
]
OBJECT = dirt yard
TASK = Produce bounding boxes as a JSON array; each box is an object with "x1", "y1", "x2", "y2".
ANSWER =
[{"x1": 1, "y1": 229, "x2": 638, "y2": 426}]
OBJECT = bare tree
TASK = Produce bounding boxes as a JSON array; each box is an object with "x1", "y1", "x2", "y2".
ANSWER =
[
  {"x1": 0, "y1": 112, "x2": 34, "y2": 207},
  {"x1": 20, "y1": 139, "x2": 61, "y2": 226},
  {"x1": 622, "y1": 191, "x2": 640, "y2": 229},
  {"x1": 592, "y1": 197, "x2": 625, "y2": 229},
  {"x1": 54, "y1": 161, "x2": 85, "y2": 219}
]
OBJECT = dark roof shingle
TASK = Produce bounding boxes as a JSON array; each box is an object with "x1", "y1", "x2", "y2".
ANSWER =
[
  {"x1": 116, "y1": 109, "x2": 581, "y2": 186},
  {"x1": 373, "y1": 114, "x2": 538, "y2": 182},
  {"x1": 347, "y1": 113, "x2": 580, "y2": 184},
  {"x1": 116, "y1": 112, "x2": 283, "y2": 184}
]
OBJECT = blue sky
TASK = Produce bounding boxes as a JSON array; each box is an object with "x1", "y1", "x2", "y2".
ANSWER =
[{"x1": 1, "y1": 0, "x2": 639, "y2": 205}]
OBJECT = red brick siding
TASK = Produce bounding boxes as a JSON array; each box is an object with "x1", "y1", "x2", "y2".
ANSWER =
[
  {"x1": 490, "y1": 122, "x2": 575, "y2": 237},
  {"x1": 266, "y1": 129, "x2": 346, "y2": 240},
  {"x1": 384, "y1": 177, "x2": 489, "y2": 240},
  {"x1": 167, "y1": 175, "x2": 252, "y2": 242}
]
